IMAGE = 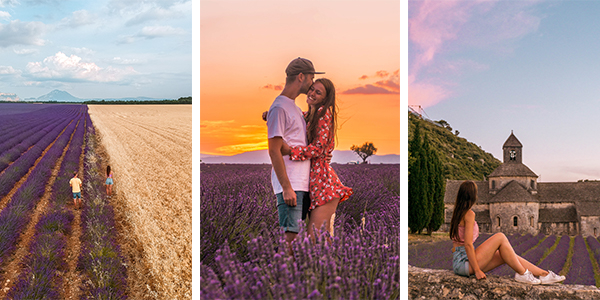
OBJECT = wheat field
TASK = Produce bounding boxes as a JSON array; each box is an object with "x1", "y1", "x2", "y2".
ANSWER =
[{"x1": 88, "y1": 105, "x2": 191, "y2": 299}]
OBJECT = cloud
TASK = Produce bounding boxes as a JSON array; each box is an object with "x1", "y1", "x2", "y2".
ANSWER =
[
  {"x1": 26, "y1": 52, "x2": 137, "y2": 82},
  {"x1": 261, "y1": 84, "x2": 283, "y2": 91},
  {"x1": 0, "y1": 65, "x2": 21, "y2": 75},
  {"x1": 13, "y1": 48, "x2": 38, "y2": 55},
  {"x1": 0, "y1": 0, "x2": 18, "y2": 7},
  {"x1": 408, "y1": 0, "x2": 543, "y2": 107},
  {"x1": 0, "y1": 20, "x2": 46, "y2": 48},
  {"x1": 66, "y1": 47, "x2": 95, "y2": 56},
  {"x1": 342, "y1": 84, "x2": 396, "y2": 95},
  {"x1": 200, "y1": 120, "x2": 235, "y2": 128},
  {"x1": 215, "y1": 141, "x2": 268, "y2": 155},
  {"x1": 117, "y1": 25, "x2": 186, "y2": 44},
  {"x1": 110, "y1": 57, "x2": 147, "y2": 65},
  {"x1": 0, "y1": 10, "x2": 9, "y2": 20},
  {"x1": 59, "y1": 10, "x2": 96, "y2": 28},
  {"x1": 125, "y1": 5, "x2": 186, "y2": 26},
  {"x1": 342, "y1": 69, "x2": 399, "y2": 95},
  {"x1": 408, "y1": 75, "x2": 452, "y2": 108}
]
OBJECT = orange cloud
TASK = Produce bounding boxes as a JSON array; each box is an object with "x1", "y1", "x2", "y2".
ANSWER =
[
  {"x1": 359, "y1": 75, "x2": 368, "y2": 80},
  {"x1": 261, "y1": 84, "x2": 283, "y2": 91},
  {"x1": 375, "y1": 70, "x2": 389, "y2": 78},
  {"x1": 341, "y1": 84, "x2": 396, "y2": 95}
]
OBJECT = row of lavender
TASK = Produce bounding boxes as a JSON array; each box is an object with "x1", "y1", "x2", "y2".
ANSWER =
[
  {"x1": 0, "y1": 107, "x2": 81, "y2": 200},
  {"x1": 8, "y1": 107, "x2": 87, "y2": 299},
  {"x1": 410, "y1": 232, "x2": 600, "y2": 286},
  {"x1": 201, "y1": 164, "x2": 400, "y2": 299},
  {"x1": 77, "y1": 115, "x2": 128, "y2": 299},
  {"x1": 0, "y1": 107, "x2": 80, "y2": 265}
]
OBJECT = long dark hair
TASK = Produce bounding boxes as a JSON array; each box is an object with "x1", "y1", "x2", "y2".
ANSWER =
[
  {"x1": 449, "y1": 181, "x2": 478, "y2": 242},
  {"x1": 306, "y1": 78, "x2": 337, "y2": 146},
  {"x1": 107, "y1": 165, "x2": 111, "y2": 177}
]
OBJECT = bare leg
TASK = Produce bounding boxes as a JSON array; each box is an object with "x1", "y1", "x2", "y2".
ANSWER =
[
  {"x1": 470, "y1": 233, "x2": 526, "y2": 275},
  {"x1": 307, "y1": 198, "x2": 339, "y2": 243},
  {"x1": 285, "y1": 231, "x2": 297, "y2": 256}
]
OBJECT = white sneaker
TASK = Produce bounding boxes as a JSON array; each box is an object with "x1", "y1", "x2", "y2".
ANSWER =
[
  {"x1": 539, "y1": 270, "x2": 565, "y2": 284},
  {"x1": 515, "y1": 269, "x2": 541, "y2": 284}
]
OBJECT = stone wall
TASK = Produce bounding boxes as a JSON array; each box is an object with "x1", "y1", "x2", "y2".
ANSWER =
[{"x1": 409, "y1": 265, "x2": 600, "y2": 300}]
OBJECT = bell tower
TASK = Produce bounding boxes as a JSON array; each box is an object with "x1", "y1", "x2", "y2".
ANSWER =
[{"x1": 503, "y1": 130, "x2": 522, "y2": 164}]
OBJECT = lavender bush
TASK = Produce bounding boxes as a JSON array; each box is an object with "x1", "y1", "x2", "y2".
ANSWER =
[
  {"x1": 77, "y1": 129, "x2": 127, "y2": 299},
  {"x1": 564, "y1": 235, "x2": 595, "y2": 285},
  {"x1": 201, "y1": 163, "x2": 399, "y2": 299},
  {"x1": 538, "y1": 235, "x2": 570, "y2": 274}
]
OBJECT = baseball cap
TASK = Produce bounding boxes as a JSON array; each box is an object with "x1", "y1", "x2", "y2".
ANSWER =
[{"x1": 285, "y1": 57, "x2": 325, "y2": 76}]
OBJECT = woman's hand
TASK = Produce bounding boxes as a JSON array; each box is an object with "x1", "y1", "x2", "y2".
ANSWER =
[
  {"x1": 262, "y1": 111, "x2": 268, "y2": 121},
  {"x1": 281, "y1": 140, "x2": 291, "y2": 156},
  {"x1": 475, "y1": 270, "x2": 486, "y2": 280}
]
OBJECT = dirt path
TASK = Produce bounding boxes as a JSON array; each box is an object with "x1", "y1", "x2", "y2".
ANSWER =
[
  {"x1": 62, "y1": 117, "x2": 87, "y2": 300},
  {"x1": 0, "y1": 118, "x2": 80, "y2": 298}
]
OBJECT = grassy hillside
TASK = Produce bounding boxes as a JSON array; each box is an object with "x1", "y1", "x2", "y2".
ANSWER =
[{"x1": 409, "y1": 112, "x2": 501, "y2": 181}]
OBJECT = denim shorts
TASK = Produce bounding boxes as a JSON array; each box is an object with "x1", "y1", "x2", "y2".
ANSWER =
[
  {"x1": 276, "y1": 191, "x2": 310, "y2": 233},
  {"x1": 453, "y1": 246, "x2": 470, "y2": 277},
  {"x1": 106, "y1": 178, "x2": 113, "y2": 185},
  {"x1": 73, "y1": 192, "x2": 81, "y2": 199}
]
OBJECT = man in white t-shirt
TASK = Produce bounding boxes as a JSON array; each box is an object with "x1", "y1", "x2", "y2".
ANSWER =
[{"x1": 267, "y1": 57, "x2": 324, "y2": 252}]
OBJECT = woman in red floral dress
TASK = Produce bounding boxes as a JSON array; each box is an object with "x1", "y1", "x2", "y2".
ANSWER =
[{"x1": 281, "y1": 78, "x2": 353, "y2": 240}]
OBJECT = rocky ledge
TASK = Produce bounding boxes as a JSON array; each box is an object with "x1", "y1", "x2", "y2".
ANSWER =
[{"x1": 409, "y1": 265, "x2": 600, "y2": 300}]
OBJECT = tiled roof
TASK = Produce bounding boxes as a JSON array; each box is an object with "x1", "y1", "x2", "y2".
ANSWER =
[
  {"x1": 503, "y1": 133, "x2": 523, "y2": 148},
  {"x1": 488, "y1": 163, "x2": 538, "y2": 178},
  {"x1": 539, "y1": 207, "x2": 577, "y2": 223},
  {"x1": 489, "y1": 180, "x2": 537, "y2": 203},
  {"x1": 443, "y1": 180, "x2": 491, "y2": 205},
  {"x1": 536, "y1": 182, "x2": 600, "y2": 203}
]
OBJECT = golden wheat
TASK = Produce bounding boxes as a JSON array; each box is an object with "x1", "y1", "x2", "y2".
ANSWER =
[{"x1": 88, "y1": 105, "x2": 191, "y2": 300}]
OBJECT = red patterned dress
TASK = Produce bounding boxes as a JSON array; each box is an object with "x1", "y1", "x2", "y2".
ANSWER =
[{"x1": 289, "y1": 107, "x2": 353, "y2": 211}]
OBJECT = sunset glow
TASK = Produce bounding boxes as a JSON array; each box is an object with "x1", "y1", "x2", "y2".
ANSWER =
[{"x1": 201, "y1": 0, "x2": 400, "y2": 156}]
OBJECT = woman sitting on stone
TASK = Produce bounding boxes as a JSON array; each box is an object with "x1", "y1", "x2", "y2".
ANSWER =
[{"x1": 450, "y1": 181, "x2": 565, "y2": 284}]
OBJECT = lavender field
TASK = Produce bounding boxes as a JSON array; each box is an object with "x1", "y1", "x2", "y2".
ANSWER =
[
  {"x1": 409, "y1": 232, "x2": 600, "y2": 287},
  {"x1": 0, "y1": 104, "x2": 127, "y2": 299},
  {"x1": 201, "y1": 163, "x2": 400, "y2": 299}
]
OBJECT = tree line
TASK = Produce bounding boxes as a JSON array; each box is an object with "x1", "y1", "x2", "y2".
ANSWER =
[{"x1": 84, "y1": 96, "x2": 191, "y2": 105}]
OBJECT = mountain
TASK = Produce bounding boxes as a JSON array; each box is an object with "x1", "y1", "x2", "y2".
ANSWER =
[
  {"x1": 29, "y1": 89, "x2": 81, "y2": 102},
  {"x1": 201, "y1": 150, "x2": 399, "y2": 164},
  {"x1": 409, "y1": 111, "x2": 501, "y2": 181}
]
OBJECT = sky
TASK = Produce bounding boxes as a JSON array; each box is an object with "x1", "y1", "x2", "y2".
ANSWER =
[
  {"x1": 200, "y1": 0, "x2": 400, "y2": 157},
  {"x1": 0, "y1": 0, "x2": 191, "y2": 100},
  {"x1": 409, "y1": 0, "x2": 600, "y2": 182}
]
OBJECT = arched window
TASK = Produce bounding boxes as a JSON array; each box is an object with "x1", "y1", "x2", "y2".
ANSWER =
[
  {"x1": 595, "y1": 228, "x2": 598, "y2": 237},
  {"x1": 530, "y1": 180, "x2": 535, "y2": 189},
  {"x1": 513, "y1": 216, "x2": 518, "y2": 227},
  {"x1": 510, "y1": 150, "x2": 516, "y2": 160},
  {"x1": 492, "y1": 180, "x2": 496, "y2": 189},
  {"x1": 530, "y1": 216, "x2": 534, "y2": 227},
  {"x1": 497, "y1": 216, "x2": 501, "y2": 227}
]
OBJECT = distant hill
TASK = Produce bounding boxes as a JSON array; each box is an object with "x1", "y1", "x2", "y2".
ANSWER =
[
  {"x1": 409, "y1": 111, "x2": 501, "y2": 181},
  {"x1": 26, "y1": 89, "x2": 81, "y2": 102},
  {"x1": 22, "y1": 89, "x2": 164, "y2": 102},
  {"x1": 201, "y1": 150, "x2": 399, "y2": 164}
]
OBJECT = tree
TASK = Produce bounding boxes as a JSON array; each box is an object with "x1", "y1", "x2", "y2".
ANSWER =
[
  {"x1": 350, "y1": 142, "x2": 377, "y2": 164},
  {"x1": 427, "y1": 144, "x2": 446, "y2": 235},
  {"x1": 409, "y1": 122, "x2": 430, "y2": 234}
]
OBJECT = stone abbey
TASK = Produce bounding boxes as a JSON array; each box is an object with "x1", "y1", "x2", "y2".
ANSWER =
[{"x1": 443, "y1": 133, "x2": 600, "y2": 237}]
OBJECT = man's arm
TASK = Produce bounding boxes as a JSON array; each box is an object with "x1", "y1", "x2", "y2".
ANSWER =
[{"x1": 269, "y1": 137, "x2": 296, "y2": 207}]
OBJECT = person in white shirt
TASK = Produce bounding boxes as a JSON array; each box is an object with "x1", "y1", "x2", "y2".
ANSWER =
[{"x1": 267, "y1": 57, "x2": 324, "y2": 254}]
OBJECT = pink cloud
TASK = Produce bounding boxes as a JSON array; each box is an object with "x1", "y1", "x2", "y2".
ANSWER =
[
  {"x1": 375, "y1": 70, "x2": 389, "y2": 78},
  {"x1": 341, "y1": 84, "x2": 397, "y2": 95},
  {"x1": 359, "y1": 75, "x2": 368, "y2": 80},
  {"x1": 408, "y1": 0, "x2": 542, "y2": 107},
  {"x1": 408, "y1": 75, "x2": 451, "y2": 108}
]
